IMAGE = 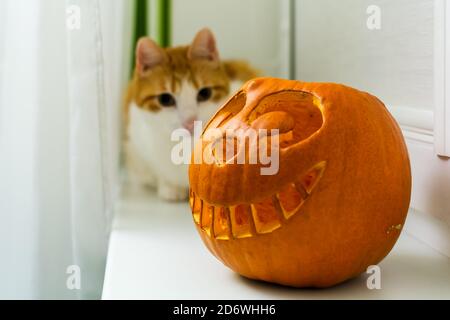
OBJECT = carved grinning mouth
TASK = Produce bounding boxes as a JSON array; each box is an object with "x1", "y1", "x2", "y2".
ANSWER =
[{"x1": 190, "y1": 161, "x2": 326, "y2": 240}]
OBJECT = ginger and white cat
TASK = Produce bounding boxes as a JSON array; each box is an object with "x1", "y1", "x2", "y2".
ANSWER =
[{"x1": 124, "y1": 28, "x2": 258, "y2": 201}]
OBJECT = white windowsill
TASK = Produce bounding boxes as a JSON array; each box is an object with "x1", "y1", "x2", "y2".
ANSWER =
[{"x1": 102, "y1": 185, "x2": 450, "y2": 300}]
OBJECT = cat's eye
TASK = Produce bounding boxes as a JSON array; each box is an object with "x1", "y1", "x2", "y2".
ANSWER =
[
  {"x1": 158, "y1": 93, "x2": 176, "y2": 107},
  {"x1": 197, "y1": 87, "x2": 212, "y2": 102}
]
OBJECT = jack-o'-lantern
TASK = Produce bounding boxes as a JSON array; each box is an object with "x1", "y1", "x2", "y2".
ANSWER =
[{"x1": 189, "y1": 77, "x2": 411, "y2": 288}]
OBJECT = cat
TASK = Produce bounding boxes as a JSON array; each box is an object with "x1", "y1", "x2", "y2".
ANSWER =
[{"x1": 124, "y1": 28, "x2": 259, "y2": 201}]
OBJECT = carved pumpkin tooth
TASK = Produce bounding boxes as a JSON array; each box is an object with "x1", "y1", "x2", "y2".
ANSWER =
[
  {"x1": 299, "y1": 161, "x2": 326, "y2": 194},
  {"x1": 191, "y1": 194, "x2": 202, "y2": 225},
  {"x1": 251, "y1": 197, "x2": 281, "y2": 234},
  {"x1": 277, "y1": 183, "x2": 305, "y2": 219},
  {"x1": 200, "y1": 203, "x2": 213, "y2": 236},
  {"x1": 213, "y1": 207, "x2": 231, "y2": 240},
  {"x1": 189, "y1": 189, "x2": 194, "y2": 207},
  {"x1": 229, "y1": 204, "x2": 253, "y2": 239}
]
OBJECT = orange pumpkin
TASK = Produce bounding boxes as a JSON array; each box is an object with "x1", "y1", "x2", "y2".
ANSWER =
[{"x1": 189, "y1": 77, "x2": 411, "y2": 288}]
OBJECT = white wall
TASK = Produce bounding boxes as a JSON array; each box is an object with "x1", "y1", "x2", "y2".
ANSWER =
[
  {"x1": 171, "y1": 0, "x2": 289, "y2": 78},
  {"x1": 296, "y1": 0, "x2": 434, "y2": 113}
]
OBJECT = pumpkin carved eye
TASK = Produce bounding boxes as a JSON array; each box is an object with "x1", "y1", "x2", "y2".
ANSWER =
[
  {"x1": 204, "y1": 92, "x2": 246, "y2": 131},
  {"x1": 248, "y1": 91, "x2": 323, "y2": 148}
]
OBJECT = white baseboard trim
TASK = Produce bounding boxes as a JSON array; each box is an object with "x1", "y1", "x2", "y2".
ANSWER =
[{"x1": 404, "y1": 208, "x2": 450, "y2": 258}]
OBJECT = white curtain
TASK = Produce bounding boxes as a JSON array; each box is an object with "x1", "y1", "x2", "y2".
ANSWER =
[{"x1": 0, "y1": 0, "x2": 132, "y2": 299}]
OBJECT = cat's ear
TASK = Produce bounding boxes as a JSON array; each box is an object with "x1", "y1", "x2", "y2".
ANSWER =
[
  {"x1": 188, "y1": 28, "x2": 219, "y2": 62},
  {"x1": 136, "y1": 37, "x2": 167, "y2": 75}
]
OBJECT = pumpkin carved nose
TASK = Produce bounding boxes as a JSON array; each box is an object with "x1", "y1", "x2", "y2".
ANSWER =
[{"x1": 251, "y1": 111, "x2": 295, "y2": 134}]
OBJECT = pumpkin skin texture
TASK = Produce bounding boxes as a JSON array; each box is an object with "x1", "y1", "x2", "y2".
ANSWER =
[{"x1": 189, "y1": 77, "x2": 411, "y2": 288}]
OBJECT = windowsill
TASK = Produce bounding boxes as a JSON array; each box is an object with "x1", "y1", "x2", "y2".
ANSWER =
[{"x1": 102, "y1": 184, "x2": 450, "y2": 300}]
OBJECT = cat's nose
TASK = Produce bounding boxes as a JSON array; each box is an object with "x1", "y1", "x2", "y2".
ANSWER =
[{"x1": 182, "y1": 117, "x2": 198, "y2": 134}]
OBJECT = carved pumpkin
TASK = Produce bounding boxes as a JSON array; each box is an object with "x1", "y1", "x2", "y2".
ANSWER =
[{"x1": 189, "y1": 77, "x2": 411, "y2": 288}]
